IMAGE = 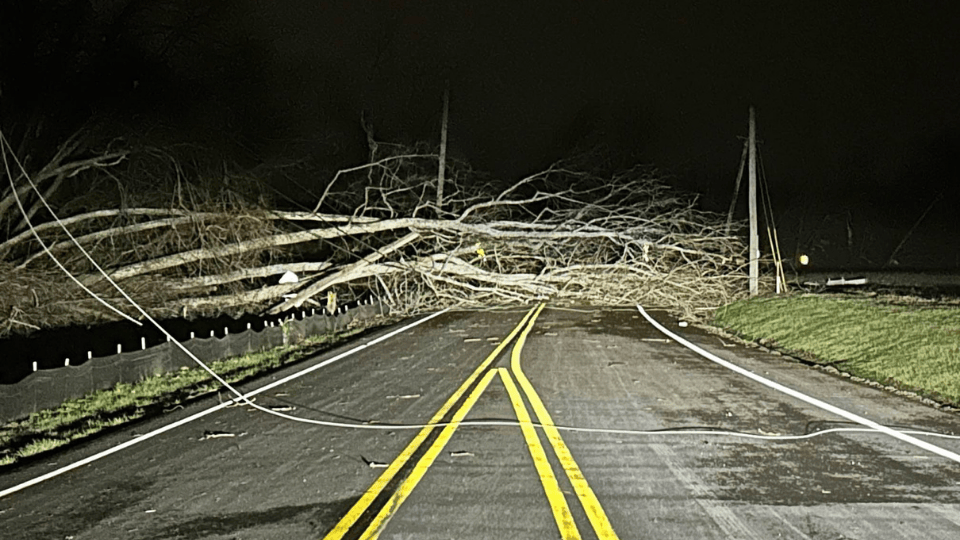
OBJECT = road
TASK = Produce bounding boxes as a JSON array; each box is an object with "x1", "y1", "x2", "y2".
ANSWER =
[{"x1": 1, "y1": 304, "x2": 960, "y2": 539}]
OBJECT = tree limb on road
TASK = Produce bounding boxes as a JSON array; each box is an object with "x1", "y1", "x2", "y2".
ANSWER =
[{"x1": 267, "y1": 231, "x2": 420, "y2": 314}]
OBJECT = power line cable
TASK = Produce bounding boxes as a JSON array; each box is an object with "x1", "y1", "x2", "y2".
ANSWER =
[
  {"x1": 0, "y1": 132, "x2": 447, "y2": 430},
  {"x1": 8, "y1": 132, "x2": 960, "y2": 448},
  {"x1": 0, "y1": 130, "x2": 267, "y2": 409},
  {"x1": 757, "y1": 146, "x2": 788, "y2": 289},
  {"x1": 0, "y1": 133, "x2": 142, "y2": 326}
]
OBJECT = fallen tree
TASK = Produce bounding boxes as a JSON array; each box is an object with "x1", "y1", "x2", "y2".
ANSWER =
[{"x1": 0, "y1": 139, "x2": 756, "y2": 338}]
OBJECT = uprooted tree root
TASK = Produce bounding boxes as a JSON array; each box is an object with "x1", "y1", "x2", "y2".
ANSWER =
[{"x1": 0, "y1": 144, "x2": 764, "y2": 338}]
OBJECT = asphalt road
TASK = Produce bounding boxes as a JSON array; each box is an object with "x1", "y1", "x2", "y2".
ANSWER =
[{"x1": 2, "y1": 304, "x2": 960, "y2": 539}]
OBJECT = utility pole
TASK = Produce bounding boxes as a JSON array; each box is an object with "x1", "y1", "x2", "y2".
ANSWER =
[
  {"x1": 748, "y1": 106, "x2": 759, "y2": 296},
  {"x1": 436, "y1": 80, "x2": 450, "y2": 212}
]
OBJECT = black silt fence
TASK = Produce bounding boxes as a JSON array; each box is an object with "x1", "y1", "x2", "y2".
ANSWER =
[{"x1": 0, "y1": 302, "x2": 386, "y2": 423}]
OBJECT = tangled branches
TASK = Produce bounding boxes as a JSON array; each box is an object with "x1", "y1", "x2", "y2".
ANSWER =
[
  {"x1": 0, "y1": 142, "x2": 758, "y2": 337},
  {"x1": 289, "y1": 161, "x2": 753, "y2": 320}
]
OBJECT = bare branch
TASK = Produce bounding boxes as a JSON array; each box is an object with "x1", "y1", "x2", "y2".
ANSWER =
[
  {"x1": 267, "y1": 231, "x2": 420, "y2": 313},
  {"x1": 172, "y1": 262, "x2": 333, "y2": 289},
  {"x1": 312, "y1": 154, "x2": 437, "y2": 213}
]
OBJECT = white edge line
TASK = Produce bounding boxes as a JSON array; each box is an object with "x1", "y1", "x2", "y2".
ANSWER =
[
  {"x1": 0, "y1": 308, "x2": 451, "y2": 500},
  {"x1": 636, "y1": 305, "x2": 960, "y2": 464}
]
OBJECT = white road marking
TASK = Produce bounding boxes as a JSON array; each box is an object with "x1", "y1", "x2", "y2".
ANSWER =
[
  {"x1": 0, "y1": 308, "x2": 451, "y2": 500},
  {"x1": 636, "y1": 305, "x2": 960, "y2": 464}
]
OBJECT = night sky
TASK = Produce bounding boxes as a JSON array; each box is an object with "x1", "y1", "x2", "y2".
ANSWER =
[{"x1": 2, "y1": 1, "x2": 959, "y2": 268}]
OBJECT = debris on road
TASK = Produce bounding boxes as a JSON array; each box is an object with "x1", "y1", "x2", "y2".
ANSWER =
[
  {"x1": 361, "y1": 456, "x2": 388, "y2": 468},
  {"x1": 268, "y1": 405, "x2": 296, "y2": 412},
  {"x1": 223, "y1": 397, "x2": 255, "y2": 408},
  {"x1": 199, "y1": 430, "x2": 245, "y2": 440}
]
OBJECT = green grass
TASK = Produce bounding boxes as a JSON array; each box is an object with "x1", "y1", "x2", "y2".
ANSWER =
[
  {"x1": 15, "y1": 438, "x2": 64, "y2": 458},
  {"x1": 0, "y1": 326, "x2": 370, "y2": 468},
  {"x1": 713, "y1": 294, "x2": 960, "y2": 404}
]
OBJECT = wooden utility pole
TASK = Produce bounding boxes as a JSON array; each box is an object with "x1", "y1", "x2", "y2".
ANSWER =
[
  {"x1": 436, "y1": 81, "x2": 450, "y2": 212},
  {"x1": 748, "y1": 106, "x2": 759, "y2": 296}
]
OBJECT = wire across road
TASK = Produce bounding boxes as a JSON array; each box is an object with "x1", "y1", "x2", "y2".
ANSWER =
[{"x1": 2, "y1": 305, "x2": 960, "y2": 539}]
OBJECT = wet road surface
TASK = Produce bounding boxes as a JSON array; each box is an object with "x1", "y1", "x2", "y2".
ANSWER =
[{"x1": 1, "y1": 304, "x2": 959, "y2": 539}]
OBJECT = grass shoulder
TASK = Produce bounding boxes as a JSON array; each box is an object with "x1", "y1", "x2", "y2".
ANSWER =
[
  {"x1": 0, "y1": 318, "x2": 392, "y2": 469},
  {"x1": 712, "y1": 293, "x2": 960, "y2": 406}
]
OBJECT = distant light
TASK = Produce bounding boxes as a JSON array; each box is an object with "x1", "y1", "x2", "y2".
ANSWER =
[{"x1": 799, "y1": 254, "x2": 809, "y2": 266}]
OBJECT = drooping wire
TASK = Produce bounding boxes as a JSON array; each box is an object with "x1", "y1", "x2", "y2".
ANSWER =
[
  {"x1": 756, "y1": 146, "x2": 788, "y2": 290},
  {"x1": 724, "y1": 138, "x2": 748, "y2": 235},
  {"x1": 0, "y1": 133, "x2": 142, "y2": 326},
  {"x1": 0, "y1": 132, "x2": 444, "y2": 430},
  {"x1": 7, "y1": 132, "x2": 960, "y2": 445},
  {"x1": 0, "y1": 131, "x2": 263, "y2": 408}
]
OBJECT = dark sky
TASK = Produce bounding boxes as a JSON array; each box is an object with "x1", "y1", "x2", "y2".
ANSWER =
[{"x1": 3, "y1": 1, "x2": 959, "y2": 268}]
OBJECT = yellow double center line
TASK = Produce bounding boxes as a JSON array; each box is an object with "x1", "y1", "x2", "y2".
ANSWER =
[
  {"x1": 510, "y1": 305, "x2": 619, "y2": 540},
  {"x1": 323, "y1": 304, "x2": 618, "y2": 540}
]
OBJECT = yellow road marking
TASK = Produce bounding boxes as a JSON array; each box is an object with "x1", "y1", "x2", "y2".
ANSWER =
[
  {"x1": 499, "y1": 368, "x2": 581, "y2": 539},
  {"x1": 359, "y1": 369, "x2": 499, "y2": 539},
  {"x1": 322, "y1": 306, "x2": 537, "y2": 540},
  {"x1": 512, "y1": 304, "x2": 621, "y2": 540}
]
